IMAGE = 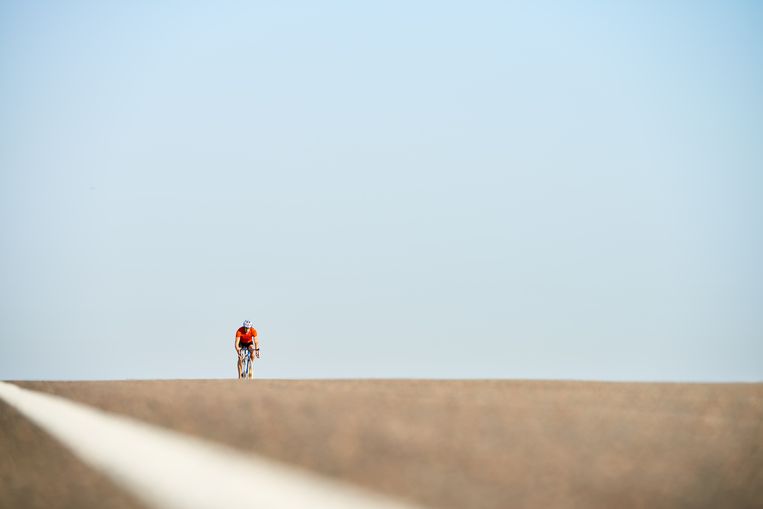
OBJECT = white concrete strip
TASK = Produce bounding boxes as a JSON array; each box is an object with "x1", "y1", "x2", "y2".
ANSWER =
[{"x1": 0, "y1": 382, "x2": 427, "y2": 509}]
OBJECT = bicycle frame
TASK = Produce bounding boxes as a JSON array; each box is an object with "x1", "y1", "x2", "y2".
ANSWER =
[{"x1": 240, "y1": 348, "x2": 253, "y2": 379}]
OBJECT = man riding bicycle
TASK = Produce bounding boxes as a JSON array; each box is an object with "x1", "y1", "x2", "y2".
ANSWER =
[{"x1": 235, "y1": 320, "x2": 260, "y2": 378}]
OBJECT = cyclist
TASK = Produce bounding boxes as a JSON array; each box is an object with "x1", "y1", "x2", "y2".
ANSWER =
[{"x1": 235, "y1": 320, "x2": 260, "y2": 378}]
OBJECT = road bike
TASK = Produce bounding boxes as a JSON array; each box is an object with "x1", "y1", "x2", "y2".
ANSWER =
[{"x1": 240, "y1": 348, "x2": 254, "y2": 379}]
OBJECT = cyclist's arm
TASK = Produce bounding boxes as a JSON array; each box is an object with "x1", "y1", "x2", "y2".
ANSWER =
[
  {"x1": 254, "y1": 333, "x2": 260, "y2": 357},
  {"x1": 234, "y1": 335, "x2": 241, "y2": 353}
]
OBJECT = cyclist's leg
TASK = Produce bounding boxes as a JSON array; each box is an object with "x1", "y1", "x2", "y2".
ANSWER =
[
  {"x1": 237, "y1": 352, "x2": 243, "y2": 378},
  {"x1": 247, "y1": 344, "x2": 255, "y2": 378}
]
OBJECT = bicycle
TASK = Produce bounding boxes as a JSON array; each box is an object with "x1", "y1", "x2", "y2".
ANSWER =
[{"x1": 240, "y1": 348, "x2": 254, "y2": 379}]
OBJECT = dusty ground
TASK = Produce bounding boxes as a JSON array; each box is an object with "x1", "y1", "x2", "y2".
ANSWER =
[{"x1": 6, "y1": 379, "x2": 763, "y2": 509}]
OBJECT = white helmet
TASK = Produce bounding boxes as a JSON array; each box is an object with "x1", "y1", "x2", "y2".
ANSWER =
[{"x1": 242, "y1": 320, "x2": 252, "y2": 328}]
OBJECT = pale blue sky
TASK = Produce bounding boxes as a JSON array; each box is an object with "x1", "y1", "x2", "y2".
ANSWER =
[{"x1": 1, "y1": 1, "x2": 761, "y2": 380}]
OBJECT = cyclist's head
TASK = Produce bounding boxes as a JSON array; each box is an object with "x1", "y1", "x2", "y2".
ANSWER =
[{"x1": 242, "y1": 320, "x2": 252, "y2": 329}]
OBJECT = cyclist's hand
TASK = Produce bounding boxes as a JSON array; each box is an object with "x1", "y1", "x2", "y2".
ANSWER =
[{"x1": 255, "y1": 350, "x2": 260, "y2": 359}]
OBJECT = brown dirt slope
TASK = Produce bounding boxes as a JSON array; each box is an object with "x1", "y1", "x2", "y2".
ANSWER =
[{"x1": 15, "y1": 379, "x2": 763, "y2": 509}]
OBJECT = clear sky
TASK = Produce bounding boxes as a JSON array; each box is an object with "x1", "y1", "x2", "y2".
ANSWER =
[{"x1": 1, "y1": 1, "x2": 761, "y2": 381}]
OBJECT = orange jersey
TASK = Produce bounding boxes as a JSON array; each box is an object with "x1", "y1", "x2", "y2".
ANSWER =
[{"x1": 236, "y1": 327, "x2": 257, "y2": 345}]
